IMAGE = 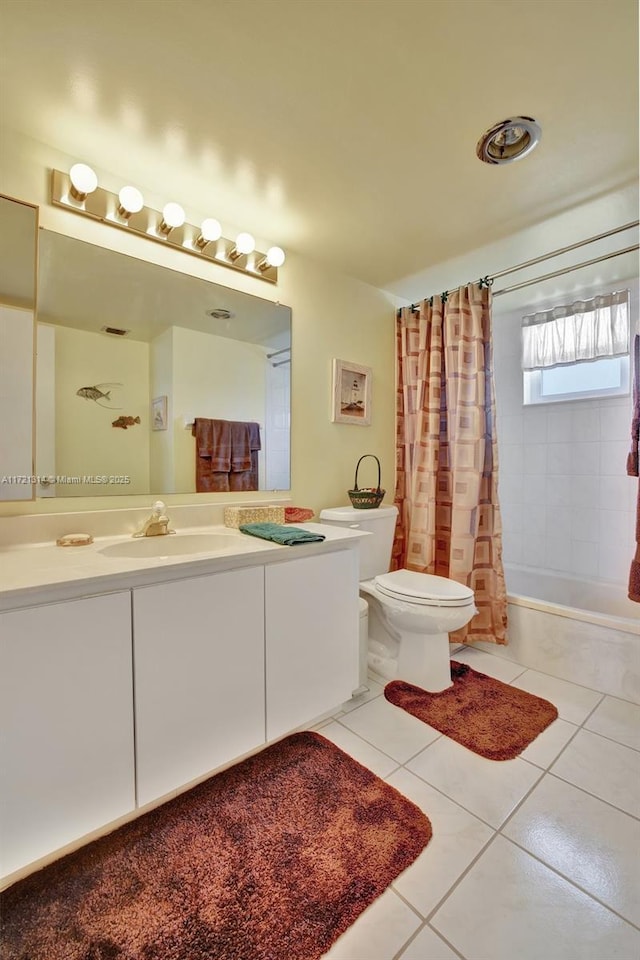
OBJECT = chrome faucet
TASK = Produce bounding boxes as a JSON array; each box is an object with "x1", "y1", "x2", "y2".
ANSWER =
[{"x1": 133, "y1": 500, "x2": 175, "y2": 538}]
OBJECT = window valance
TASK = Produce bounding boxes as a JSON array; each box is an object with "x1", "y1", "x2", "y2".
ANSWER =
[{"x1": 521, "y1": 289, "x2": 629, "y2": 371}]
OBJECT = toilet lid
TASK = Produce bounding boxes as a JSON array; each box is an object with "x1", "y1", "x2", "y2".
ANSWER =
[{"x1": 374, "y1": 570, "x2": 474, "y2": 607}]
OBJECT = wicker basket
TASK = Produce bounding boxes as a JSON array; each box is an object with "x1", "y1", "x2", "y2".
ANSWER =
[{"x1": 348, "y1": 454, "x2": 386, "y2": 509}]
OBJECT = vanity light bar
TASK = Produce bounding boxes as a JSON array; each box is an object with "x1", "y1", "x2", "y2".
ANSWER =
[{"x1": 50, "y1": 168, "x2": 283, "y2": 284}]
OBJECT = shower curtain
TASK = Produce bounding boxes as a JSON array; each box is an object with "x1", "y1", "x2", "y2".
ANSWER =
[{"x1": 392, "y1": 283, "x2": 507, "y2": 644}]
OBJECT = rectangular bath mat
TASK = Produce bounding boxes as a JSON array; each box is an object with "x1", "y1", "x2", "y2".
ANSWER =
[
  {"x1": 0, "y1": 731, "x2": 432, "y2": 960},
  {"x1": 385, "y1": 661, "x2": 558, "y2": 760}
]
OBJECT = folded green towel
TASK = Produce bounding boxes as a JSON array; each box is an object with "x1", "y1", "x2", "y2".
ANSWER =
[{"x1": 239, "y1": 522, "x2": 326, "y2": 545}]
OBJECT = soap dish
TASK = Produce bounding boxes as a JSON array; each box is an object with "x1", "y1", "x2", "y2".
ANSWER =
[{"x1": 56, "y1": 533, "x2": 94, "y2": 547}]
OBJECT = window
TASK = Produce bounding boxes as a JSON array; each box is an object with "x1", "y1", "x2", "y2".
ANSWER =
[{"x1": 522, "y1": 289, "x2": 631, "y2": 405}]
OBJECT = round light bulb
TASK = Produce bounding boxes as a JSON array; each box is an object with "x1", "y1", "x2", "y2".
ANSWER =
[
  {"x1": 69, "y1": 163, "x2": 98, "y2": 197},
  {"x1": 200, "y1": 218, "x2": 222, "y2": 242},
  {"x1": 266, "y1": 246, "x2": 285, "y2": 267},
  {"x1": 235, "y1": 232, "x2": 255, "y2": 255},
  {"x1": 118, "y1": 185, "x2": 144, "y2": 215},
  {"x1": 162, "y1": 202, "x2": 186, "y2": 228}
]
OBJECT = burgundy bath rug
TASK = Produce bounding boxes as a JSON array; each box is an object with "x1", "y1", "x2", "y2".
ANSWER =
[
  {"x1": 0, "y1": 731, "x2": 432, "y2": 960},
  {"x1": 385, "y1": 660, "x2": 558, "y2": 760}
]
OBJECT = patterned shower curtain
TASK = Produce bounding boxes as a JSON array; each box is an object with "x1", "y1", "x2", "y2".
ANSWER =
[{"x1": 392, "y1": 283, "x2": 508, "y2": 644}]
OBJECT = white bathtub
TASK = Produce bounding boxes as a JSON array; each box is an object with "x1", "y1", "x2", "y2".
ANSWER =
[{"x1": 475, "y1": 564, "x2": 640, "y2": 704}]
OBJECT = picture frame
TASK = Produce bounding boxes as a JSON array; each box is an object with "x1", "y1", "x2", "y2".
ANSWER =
[
  {"x1": 331, "y1": 359, "x2": 372, "y2": 426},
  {"x1": 151, "y1": 395, "x2": 168, "y2": 431}
]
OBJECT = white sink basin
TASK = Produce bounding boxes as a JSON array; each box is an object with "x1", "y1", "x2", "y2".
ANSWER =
[{"x1": 98, "y1": 533, "x2": 240, "y2": 559}]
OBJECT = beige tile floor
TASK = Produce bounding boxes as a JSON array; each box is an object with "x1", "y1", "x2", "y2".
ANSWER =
[{"x1": 313, "y1": 646, "x2": 640, "y2": 960}]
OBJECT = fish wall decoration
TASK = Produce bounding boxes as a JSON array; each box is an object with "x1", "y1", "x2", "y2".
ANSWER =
[
  {"x1": 112, "y1": 416, "x2": 141, "y2": 430},
  {"x1": 76, "y1": 383, "x2": 123, "y2": 408}
]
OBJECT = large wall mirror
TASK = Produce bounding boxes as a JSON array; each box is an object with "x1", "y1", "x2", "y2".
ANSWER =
[{"x1": 0, "y1": 195, "x2": 291, "y2": 501}]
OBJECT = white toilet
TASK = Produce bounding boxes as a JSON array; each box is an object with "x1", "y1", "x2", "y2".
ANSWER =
[{"x1": 319, "y1": 504, "x2": 477, "y2": 692}]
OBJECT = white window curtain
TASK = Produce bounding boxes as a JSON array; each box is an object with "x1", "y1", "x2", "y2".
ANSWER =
[{"x1": 522, "y1": 289, "x2": 630, "y2": 371}]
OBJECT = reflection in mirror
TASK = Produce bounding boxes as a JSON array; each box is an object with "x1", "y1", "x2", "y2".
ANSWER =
[
  {"x1": 0, "y1": 195, "x2": 38, "y2": 502},
  {"x1": 34, "y1": 231, "x2": 291, "y2": 498}
]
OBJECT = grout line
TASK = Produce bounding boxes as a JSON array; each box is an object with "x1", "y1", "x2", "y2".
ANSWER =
[
  {"x1": 546, "y1": 770, "x2": 640, "y2": 823},
  {"x1": 502, "y1": 833, "x2": 640, "y2": 932},
  {"x1": 422, "y1": 831, "x2": 503, "y2": 926},
  {"x1": 579, "y1": 725, "x2": 640, "y2": 754}
]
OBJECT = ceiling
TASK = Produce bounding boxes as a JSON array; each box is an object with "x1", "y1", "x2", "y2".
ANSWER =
[{"x1": 1, "y1": 0, "x2": 637, "y2": 291}]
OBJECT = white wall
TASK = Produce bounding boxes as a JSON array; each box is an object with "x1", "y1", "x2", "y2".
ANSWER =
[{"x1": 493, "y1": 279, "x2": 638, "y2": 585}]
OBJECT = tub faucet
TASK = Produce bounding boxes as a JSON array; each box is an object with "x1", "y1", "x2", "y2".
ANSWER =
[{"x1": 133, "y1": 500, "x2": 175, "y2": 537}]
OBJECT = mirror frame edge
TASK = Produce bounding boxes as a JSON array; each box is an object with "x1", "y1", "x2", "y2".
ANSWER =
[{"x1": 0, "y1": 193, "x2": 39, "y2": 503}]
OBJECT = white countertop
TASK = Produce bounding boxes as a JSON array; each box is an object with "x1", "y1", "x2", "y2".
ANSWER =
[{"x1": 0, "y1": 523, "x2": 368, "y2": 611}]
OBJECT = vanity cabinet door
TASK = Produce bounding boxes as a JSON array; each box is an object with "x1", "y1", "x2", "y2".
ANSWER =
[
  {"x1": 265, "y1": 548, "x2": 359, "y2": 740},
  {"x1": 0, "y1": 592, "x2": 135, "y2": 879},
  {"x1": 133, "y1": 566, "x2": 265, "y2": 807}
]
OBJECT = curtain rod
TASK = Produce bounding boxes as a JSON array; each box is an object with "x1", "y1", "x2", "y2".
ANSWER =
[
  {"x1": 408, "y1": 220, "x2": 639, "y2": 310},
  {"x1": 493, "y1": 243, "x2": 639, "y2": 297},
  {"x1": 491, "y1": 220, "x2": 638, "y2": 282},
  {"x1": 267, "y1": 347, "x2": 290, "y2": 359}
]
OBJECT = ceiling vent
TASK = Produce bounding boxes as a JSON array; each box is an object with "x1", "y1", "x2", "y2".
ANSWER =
[
  {"x1": 206, "y1": 308, "x2": 234, "y2": 320},
  {"x1": 476, "y1": 117, "x2": 541, "y2": 165},
  {"x1": 101, "y1": 325, "x2": 130, "y2": 336}
]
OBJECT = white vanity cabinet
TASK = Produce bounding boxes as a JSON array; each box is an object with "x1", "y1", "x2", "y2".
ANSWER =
[
  {"x1": 0, "y1": 591, "x2": 135, "y2": 878},
  {"x1": 265, "y1": 549, "x2": 359, "y2": 740},
  {"x1": 132, "y1": 566, "x2": 265, "y2": 807}
]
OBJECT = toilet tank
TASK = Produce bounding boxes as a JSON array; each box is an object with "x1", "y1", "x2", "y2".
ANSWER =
[{"x1": 319, "y1": 505, "x2": 399, "y2": 581}]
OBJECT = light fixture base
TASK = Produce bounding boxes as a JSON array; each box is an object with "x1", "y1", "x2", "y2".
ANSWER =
[
  {"x1": 476, "y1": 116, "x2": 541, "y2": 165},
  {"x1": 50, "y1": 169, "x2": 280, "y2": 284}
]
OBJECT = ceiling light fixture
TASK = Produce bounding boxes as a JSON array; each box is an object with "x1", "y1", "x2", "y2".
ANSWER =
[
  {"x1": 68, "y1": 163, "x2": 98, "y2": 201},
  {"x1": 476, "y1": 116, "x2": 542, "y2": 165},
  {"x1": 50, "y1": 166, "x2": 284, "y2": 283}
]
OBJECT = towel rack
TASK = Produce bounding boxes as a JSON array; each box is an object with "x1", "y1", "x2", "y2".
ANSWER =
[{"x1": 184, "y1": 417, "x2": 263, "y2": 429}]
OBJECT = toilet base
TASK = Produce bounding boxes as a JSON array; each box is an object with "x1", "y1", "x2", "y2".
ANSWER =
[{"x1": 396, "y1": 630, "x2": 453, "y2": 692}]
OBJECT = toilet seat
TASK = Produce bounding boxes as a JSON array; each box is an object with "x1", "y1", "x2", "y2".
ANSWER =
[{"x1": 374, "y1": 570, "x2": 474, "y2": 608}]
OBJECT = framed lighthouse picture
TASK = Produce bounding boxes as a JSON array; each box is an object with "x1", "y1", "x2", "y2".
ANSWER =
[{"x1": 331, "y1": 359, "x2": 372, "y2": 426}]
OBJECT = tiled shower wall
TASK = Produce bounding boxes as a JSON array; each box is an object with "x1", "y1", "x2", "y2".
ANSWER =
[{"x1": 493, "y1": 290, "x2": 637, "y2": 586}]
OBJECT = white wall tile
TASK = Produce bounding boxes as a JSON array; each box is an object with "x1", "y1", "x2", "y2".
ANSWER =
[
  {"x1": 523, "y1": 407, "x2": 548, "y2": 443},
  {"x1": 547, "y1": 410, "x2": 573, "y2": 442},
  {"x1": 571, "y1": 475, "x2": 600, "y2": 508},
  {"x1": 570, "y1": 540, "x2": 599, "y2": 578},
  {"x1": 523, "y1": 474, "x2": 547, "y2": 505},
  {"x1": 501, "y1": 444, "x2": 524, "y2": 475},
  {"x1": 546, "y1": 506, "x2": 572, "y2": 542},
  {"x1": 546, "y1": 476, "x2": 572, "y2": 506},
  {"x1": 524, "y1": 534, "x2": 547, "y2": 567},
  {"x1": 571, "y1": 407, "x2": 599, "y2": 439},
  {"x1": 570, "y1": 507, "x2": 599, "y2": 542},
  {"x1": 522, "y1": 504, "x2": 547, "y2": 538},
  {"x1": 600, "y1": 404, "x2": 633, "y2": 442},
  {"x1": 571, "y1": 442, "x2": 600, "y2": 476},
  {"x1": 600, "y1": 441, "x2": 631, "y2": 476},
  {"x1": 499, "y1": 474, "x2": 523, "y2": 505},
  {"x1": 524, "y1": 444, "x2": 547, "y2": 475},
  {"x1": 547, "y1": 444, "x2": 571, "y2": 475},
  {"x1": 499, "y1": 414, "x2": 524, "y2": 445}
]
